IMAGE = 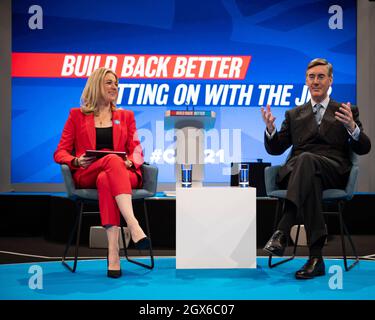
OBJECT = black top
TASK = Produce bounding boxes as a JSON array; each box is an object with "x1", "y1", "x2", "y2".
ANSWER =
[{"x1": 96, "y1": 127, "x2": 113, "y2": 150}]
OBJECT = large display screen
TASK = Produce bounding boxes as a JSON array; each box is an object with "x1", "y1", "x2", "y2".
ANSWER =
[{"x1": 11, "y1": 0, "x2": 357, "y2": 184}]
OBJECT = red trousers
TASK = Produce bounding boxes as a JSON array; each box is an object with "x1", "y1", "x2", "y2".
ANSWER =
[{"x1": 73, "y1": 154, "x2": 141, "y2": 226}]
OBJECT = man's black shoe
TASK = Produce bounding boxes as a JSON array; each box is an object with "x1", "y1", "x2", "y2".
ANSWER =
[
  {"x1": 295, "y1": 257, "x2": 325, "y2": 280},
  {"x1": 263, "y1": 230, "x2": 288, "y2": 257}
]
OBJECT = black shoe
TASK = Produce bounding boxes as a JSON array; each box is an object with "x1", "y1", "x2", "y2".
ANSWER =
[
  {"x1": 134, "y1": 237, "x2": 151, "y2": 250},
  {"x1": 263, "y1": 230, "x2": 288, "y2": 257},
  {"x1": 107, "y1": 251, "x2": 122, "y2": 278},
  {"x1": 107, "y1": 269, "x2": 122, "y2": 278},
  {"x1": 295, "y1": 257, "x2": 325, "y2": 280}
]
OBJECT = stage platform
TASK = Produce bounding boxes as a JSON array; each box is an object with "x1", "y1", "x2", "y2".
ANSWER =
[
  {"x1": 0, "y1": 257, "x2": 374, "y2": 300},
  {"x1": 1, "y1": 192, "x2": 375, "y2": 302}
]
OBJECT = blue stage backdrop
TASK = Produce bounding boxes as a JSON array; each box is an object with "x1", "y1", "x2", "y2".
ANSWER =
[{"x1": 11, "y1": 0, "x2": 357, "y2": 184}]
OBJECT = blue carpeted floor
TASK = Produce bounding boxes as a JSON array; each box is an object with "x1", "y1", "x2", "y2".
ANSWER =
[{"x1": 0, "y1": 257, "x2": 374, "y2": 300}]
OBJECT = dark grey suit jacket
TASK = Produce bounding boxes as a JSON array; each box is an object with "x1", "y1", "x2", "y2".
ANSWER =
[{"x1": 264, "y1": 99, "x2": 371, "y2": 182}]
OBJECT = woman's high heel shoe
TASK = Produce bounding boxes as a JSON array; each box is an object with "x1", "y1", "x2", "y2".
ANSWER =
[
  {"x1": 134, "y1": 237, "x2": 151, "y2": 250},
  {"x1": 107, "y1": 250, "x2": 122, "y2": 278}
]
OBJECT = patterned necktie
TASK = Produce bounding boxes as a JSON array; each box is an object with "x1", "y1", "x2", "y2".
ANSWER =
[{"x1": 313, "y1": 104, "x2": 324, "y2": 125}]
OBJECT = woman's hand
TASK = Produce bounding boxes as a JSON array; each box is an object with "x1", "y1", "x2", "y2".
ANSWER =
[
  {"x1": 124, "y1": 159, "x2": 133, "y2": 169},
  {"x1": 76, "y1": 154, "x2": 96, "y2": 169}
]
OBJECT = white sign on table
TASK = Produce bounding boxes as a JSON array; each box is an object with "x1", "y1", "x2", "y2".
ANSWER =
[{"x1": 176, "y1": 187, "x2": 257, "y2": 269}]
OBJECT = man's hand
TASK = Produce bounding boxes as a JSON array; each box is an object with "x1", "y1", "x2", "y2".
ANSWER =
[
  {"x1": 335, "y1": 102, "x2": 356, "y2": 132},
  {"x1": 261, "y1": 104, "x2": 276, "y2": 134}
]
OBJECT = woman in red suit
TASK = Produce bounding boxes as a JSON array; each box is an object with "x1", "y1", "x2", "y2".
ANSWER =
[{"x1": 54, "y1": 67, "x2": 149, "y2": 278}]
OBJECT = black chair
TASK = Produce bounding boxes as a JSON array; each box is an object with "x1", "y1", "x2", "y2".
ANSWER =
[
  {"x1": 264, "y1": 152, "x2": 360, "y2": 271},
  {"x1": 60, "y1": 163, "x2": 158, "y2": 273}
]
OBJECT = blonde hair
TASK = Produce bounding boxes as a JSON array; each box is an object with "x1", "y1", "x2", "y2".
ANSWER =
[{"x1": 80, "y1": 67, "x2": 118, "y2": 115}]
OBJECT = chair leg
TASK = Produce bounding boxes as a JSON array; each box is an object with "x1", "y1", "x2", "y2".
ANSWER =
[
  {"x1": 338, "y1": 201, "x2": 359, "y2": 271},
  {"x1": 123, "y1": 199, "x2": 154, "y2": 270},
  {"x1": 62, "y1": 200, "x2": 84, "y2": 273},
  {"x1": 268, "y1": 200, "x2": 299, "y2": 268}
]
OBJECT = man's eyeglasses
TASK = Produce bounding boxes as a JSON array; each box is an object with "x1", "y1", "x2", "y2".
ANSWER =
[{"x1": 307, "y1": 74, "x2": 328, "y2": 81}]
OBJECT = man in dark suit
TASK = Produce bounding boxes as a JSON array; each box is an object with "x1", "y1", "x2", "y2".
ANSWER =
[{"x1": 261, "y1": 58, "x2": 371, "y2": 279}]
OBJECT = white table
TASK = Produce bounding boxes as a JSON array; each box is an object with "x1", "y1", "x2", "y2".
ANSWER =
[{"x1": 176, "y1": 187, "x2": 257, "y2": 269}]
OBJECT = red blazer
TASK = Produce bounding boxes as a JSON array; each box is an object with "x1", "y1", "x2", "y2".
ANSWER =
[{"x1": 54, "y1": 108, "x2": 144, "y2": 182}]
